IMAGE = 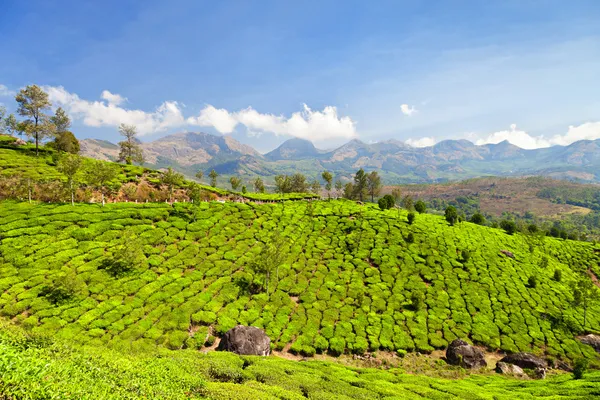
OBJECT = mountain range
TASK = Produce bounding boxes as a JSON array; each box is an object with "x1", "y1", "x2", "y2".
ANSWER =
[{"x1": 80, "y1": 132, "x2": 600, "y2": 184}]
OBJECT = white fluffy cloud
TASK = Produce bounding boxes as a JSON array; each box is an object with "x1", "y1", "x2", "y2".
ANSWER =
[
  {"x1": 100, "y1": 90, "x2": 126, "y2": 106},
  {"x1": 0, "y1": 84, "x2": 15, "y2": 97},
  {"x1": 187, "y1": 103, "x2": 357, "y2": 142},
  {"x1": 46, "y1": 86, "x2": 185, "y2": 135},
  {"x1": 472, "y1": 122, "x2": 600, "y2": 149},
  {"x1": 405, "y1": 136, "x2": 436, "y2": 147},
  {"x1": 400, "y1": 104, "x2": 417, "y2": 116}
]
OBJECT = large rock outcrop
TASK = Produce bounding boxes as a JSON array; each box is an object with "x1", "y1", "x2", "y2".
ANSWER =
[
  {"x1": 579, "y1": 334, "x2": 600, "y2": 353},
  {"x1": 499, "y1": 353, "x2": 547, "y2": 370},
  {"x1": 445, "y1": 339, "x2": 487, "y2": 369},
  {"x1": 217, "y1": 325, "x2": 271, "y2": 356}
]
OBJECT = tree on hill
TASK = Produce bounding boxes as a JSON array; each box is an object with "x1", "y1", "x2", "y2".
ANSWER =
[
  {"x1": 407, "y1": 212, "x2": 415, "y2": 225},
  {"x1": 310, "y1": 179, "x2": 321, "y2": 195},
  {"x1": 500, "y1": 220, "x2": 517, "y2": 235},
  {"x1": 15, "y1": 84, "x2": 53, "y2": 156},
  {"x1": 209, "y1": 169, "x2": 219, "y2": 187},
  {"x1": 117, "y1": 124, "x2": 144, "y2": 165},
  {"x1": 322, "y1": 171, "x2": 333, "y2": 199},
  {"x1": 391, "y1": 188, "x2": 402, "y2": 216},
  {"x1": 378, "y1": 194, "x2": 395, "y2": 210},
  {"x1": 85, "y1": 160, "x2": 117, "y2": 206},
  {"x1": 253, "y1": 177, "x2": 265, "y2": 193},
  {"x1": 49, "y1": 108, "x2": 79, "y2": 154},
  {"x1": 414, "y1": 200, "x2": 427, "y2": 214},
  {"x1": 274, "y1": 173, "x2": 308, "y2": 193},
  {"x1": 572, "y1": 275, "x2": 600, "y2": 329},
  {"x1": 57, "y1": 153, "x2": 82, "y2": 206},
  {"x1": 343, "y1": 182, "x2": 354, "y2": 199},
  {"x1": 353, "y1": 169, "x2": 367, "y2": 201},
  {"x1": 470, "y1": 212, "x2": 486, "y2": 225},
  {"x1": 249, "y1": 232, "x2": 286, "y2": 295},
  {"x1": 229, "y1": 176, "x2": 241, "y2": 191},
  {"x1": 334, "y1": 179, "x2": 343, "y2": 198},
  {"x1": 195, "y1": 170, "x2": 203, "y2": 183},
  {"x1": 445, "y1": 206, "x2": 458, "y2": 226},
  {"x1": 366, "y1": 171, "x2": 382, "y2": 202},
  {"x1": 402, "y1": 195, "x2": 414, "y2": 211},
  {"x1": 2, "y1": 113, "x2": 18, "y2": 136},
  {"x1": 161, "y1": 167, "x2": 184, "y2": 203}
]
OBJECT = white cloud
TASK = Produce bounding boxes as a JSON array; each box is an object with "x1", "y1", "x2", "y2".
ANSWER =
[
  {"x1": 0, "y1": 84, "x2": 15, "y2": 97},
  {"x1": 186, "y1": 105, "x2": 238, "y2": 133},
  {"x1": 101, "y1": 90, "x2": 126, "y2": 106},
  {"x1": 406, "y1": 136, "x2": 436, "y2": 147},
  {"x1": 471, "y1": 122, "x2": 600, "y2": 149},
  {"x1": 45, "y1": 86, "x2": 185, "y2": 135},
  {"x1": 400, "y1": 104, "x2": 417, "y2": 116},
  {"x1": 188, "y1": 103, "x2": 357, "y2": 142}
]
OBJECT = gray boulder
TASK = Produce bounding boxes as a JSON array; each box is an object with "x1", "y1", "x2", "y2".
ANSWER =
[
  {"x1": 446, "y1": 339, "x2": 487, "y2": 369},
  {"x1": 218, "y1": 325, "x2": 271, "y2": 356},
  {"x1": 495, "y1": 361, "x2": 525, "y2": 376},
  {"x1": 579, "y1": 334, "x2": 600, "y2": 353},
  {"x1": 499, "y1": 353, "x2": 547, "y2": 370}
]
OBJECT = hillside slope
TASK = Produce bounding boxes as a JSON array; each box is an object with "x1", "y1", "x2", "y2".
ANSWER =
[
  {"x1": 1, "y1": 200, "x2": 599, "y2": 363},
  {"x1": 3, "y1": 319, "x2": 599, "y2": 400}
]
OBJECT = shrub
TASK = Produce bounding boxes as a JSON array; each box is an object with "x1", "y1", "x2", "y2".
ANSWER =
[
  {"x1": 414, "y1": 200, "x2": 426, "y2": 214},
  {"x1": 461, "y1": 249, "x2": 470, "y2": 262},
  {"x1": 553, "y1": 269, "x2": 562, "y2": 282},
  {"x1": 573, "y1": 358, "x2": 588, "y2": 379},
  {"x1": 407, "y1": 212, "x2": 415, "y2": 225},
  {"x1": 528, "y1": 275, "x2": 537, "y2": 288},
  {"x1": 500, "y1": 220, "x2": 517, "y2": 235},
  {"x1": 405, "y1": 233, "x2": 414, "y2": 243},
  {"x1": 445, "y1": 206, "x2": 458, "y2": 226},
  {"x1": 470, "y1": 212, "x2": 485, "y2": 225},
  {"x1": 378, "y1": 194, "x2": 395, "y2": 210}
]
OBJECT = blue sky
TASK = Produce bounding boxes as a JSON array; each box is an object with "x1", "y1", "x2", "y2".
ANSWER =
[{"x1": 1, "y1": 0, "x2": 600, "y2": 152}]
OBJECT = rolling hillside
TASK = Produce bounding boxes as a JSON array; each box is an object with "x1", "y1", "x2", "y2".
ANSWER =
[{"x1": 1, "y1": 200, "x2": 599, "y2": 362}]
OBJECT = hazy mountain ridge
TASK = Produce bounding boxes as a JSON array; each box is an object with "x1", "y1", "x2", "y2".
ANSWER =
[{"x1": 80, "y1": 132, "x2": 600, "y2": 183}]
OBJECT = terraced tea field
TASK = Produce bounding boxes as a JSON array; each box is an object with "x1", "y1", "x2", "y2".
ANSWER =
[{"x1": 1, "y1": 199, "x2": 599, "y2": 363}]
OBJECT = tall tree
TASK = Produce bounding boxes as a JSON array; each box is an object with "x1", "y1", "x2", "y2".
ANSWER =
[
  {"x1": 195, "y1": 170, "x2": 204, "y2": 183},
  {"x1": 86, "y1": 160, "x2": 117, "y2": 206},
  {"x1": 310, "y1": 179, "x2": 321, "y2": 195},
  {"x1": 321, "y1": 171, "x2": 333, "y2": 199},
  {"x1": 445, "y1": 206, "x2": 458, "y2": 226},
  {"x1": 253, "y1": 177, "x2": 265, "y2": 193},
  {"x1": 161, "y1": 167, "x2": 184, "y2": 203},
  {"x1": 229, "y1": 176, "x2": 241, "y2": 191},
  {"x1": 402, "y1": 195, "x2": 414, "y2": 211},
  {"x1": 209, "y1": 169, "x2": 219, "y2": 187},
  {"x1": 572, "y1": 275, "x2": 600, "y2": 329},
  {"x1": 334, "y1": 179, "x2": 343, "y2": 198},
  {"x1": 117, "y1": 124, "x2": 144, "y2": 165},
  {"x1": 249, "y1": 231, "x2": 286, "y2": 295},
  {"x1": 290, "y1": 173, "x2": 308, "y2": 193},
  {"x1": 15, "y1": 84, "x2": 53, "y2": 155},
  {"x1": 274, "y1": 175, "x2": 289, "y2": 194},
  {"x1": 391, "y1": 188, "x2": 402, "y2": 216},
  {"x1": 57, "y1": 154, "x2": 82, "y2": 206},
  {"x1": 3, "y1": 114, "x2": 18, "y2": 136},
  {"x1": 366, "y1": 171, "x2": 382, "y2": 202},
  {"x1": 50, "y1": 107, "x2": 71, "y2": 133},
  {"x1": 343, "y1": 182, "x2": 355, "y2": 199},
  {"x1": 353, "y1": 168, "x2": 367, "y2": 201}
]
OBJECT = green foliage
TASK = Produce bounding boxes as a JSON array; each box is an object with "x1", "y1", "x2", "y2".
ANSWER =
[
  {"x1": 573, "y1": 357, "x2": 589, "y2": 379},
  {"x1": 378, "y1": 194, "x2": 395, "y2": 210},
  {"x1": 414, "y1": 200, "x2": 426, "y2": 213},
  {"x1": 470, "y1": 212, "x2": 486, "y2": 225},
  {"x1": 528, "y1": 275, "x2": 537, "y2": 288},
  {"x1": 445, "y1": 206, "x2": 458, "y2": 225},
  {"x1": 117, "y1": 124, "x2": 144, "y2": 165},
  {"x1": 407, "y1": 212, "x2": 415, "y2": 225},
  {"x1": 554, "y1": 269, "x2": 562, "y2": 282},
  {"x1": 500, "y1": 220, "x2": 517, "y2": 235}
]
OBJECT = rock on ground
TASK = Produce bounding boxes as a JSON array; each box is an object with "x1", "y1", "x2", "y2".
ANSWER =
[
  {"x1": 579, "y1": 334, "x2": 600, "y2": 353},
  {"x1": 495, "y1": 361, "x2": 525, "y2": 376},
  {"x1": 217, "y1": 325, "x2": 271, "y2": 356},
  {"x1": 499, "y1": 353, "x2": 547, "y2": 370},
  {"x1": 445, "y1": 339, "x2": 487, "y2": 369}
]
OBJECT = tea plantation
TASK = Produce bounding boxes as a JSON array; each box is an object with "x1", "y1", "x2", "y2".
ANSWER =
[
  {"x1": 2, "y1": 319, "x2": 599, "y2": 400},
  {"x1": 1, "y1": 199, "x2": 599, "y2": 364}
]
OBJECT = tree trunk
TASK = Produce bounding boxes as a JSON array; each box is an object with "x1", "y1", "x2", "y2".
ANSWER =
[
  {"x1": 102, "y1": 192, "x2": 105, "y2": 207},
  {"x1": 71, "y1": 181, "x2": 74, "y2": 206}
]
